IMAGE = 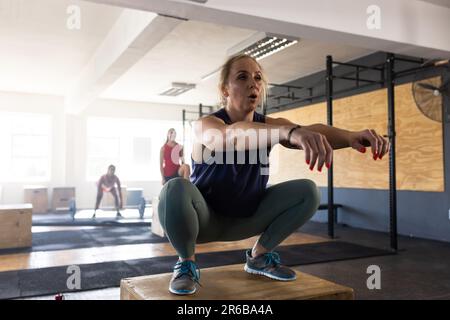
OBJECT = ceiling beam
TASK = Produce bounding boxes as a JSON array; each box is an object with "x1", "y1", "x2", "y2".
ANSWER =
[
  {"x1": 65, "y1": 8, "x2": 182, "y2": 114},
  {"x1": 83, "y1": 0, "x2": 450, "y2": 60}
]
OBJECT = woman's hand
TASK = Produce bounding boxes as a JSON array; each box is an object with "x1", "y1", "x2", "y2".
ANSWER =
[
  {"x1": 349, "y1": 129, "x2": 390, "y2": 160},
  {"x1": 290, "y1": 127, "x2": 333, "y2": 172}
]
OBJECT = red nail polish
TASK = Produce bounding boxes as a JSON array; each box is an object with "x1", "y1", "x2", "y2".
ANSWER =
[
  {"x1": 359, "y1": 147, "x2": 366, "y2": 153},
  {"x1": 379, "y1": 155, "x2": 383, "y2": 160},
  {"x1": 310, "y1": 167, "x2": 313, "y2": 171},
  {"x1": 373, "y1": 154, "x2": 378, "y2": 160},
  {"x1": 326, "y1": 163, "x2": 330, "y2": 169},
  {"x1": 318, "y1": 167, "x2": 322, "y2": 172},
  {"x1": 306, "y1": 159, "x2": 310, "y2": 165}
]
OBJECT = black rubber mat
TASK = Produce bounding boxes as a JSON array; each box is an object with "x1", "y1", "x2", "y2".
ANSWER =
[
  {"x1": 0, "y1": 227, "x2": 168, "y2": 255},
  {"x1": 32, "y1": 212, "x2": 151, "y2": 227},
  {"x1": 0, "y1": 241, "x2": 394, "y2": 299}
]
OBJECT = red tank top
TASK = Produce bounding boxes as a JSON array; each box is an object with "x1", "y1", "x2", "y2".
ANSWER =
[{"x1": 163, "y1": 143, "x2": 181, "y2": 177}]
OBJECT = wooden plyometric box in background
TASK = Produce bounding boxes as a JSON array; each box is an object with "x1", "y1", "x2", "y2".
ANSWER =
[
  {"x1": 151, "y1": 196, "x2": 165, "y2": 237},
  {"x1": 0, "y1": 204, "x2": 32, "y2": 249},
  {"x1": 126, "y1": 188, "x2": 144, "y2": 206},
  {"x1": 24, "y1": 185, "x2": 48, "y2": 214},
  {"x1": 52, "y1": 187, "x2": 76, "y2": 211},
  {"x1": 101, "y1": 186, "x2": 127, "y2": 209}
]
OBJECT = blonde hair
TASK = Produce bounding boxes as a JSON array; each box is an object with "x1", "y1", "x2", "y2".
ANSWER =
[{"x1": 218, "y1": 54, "x2": 268, "y2": 108}]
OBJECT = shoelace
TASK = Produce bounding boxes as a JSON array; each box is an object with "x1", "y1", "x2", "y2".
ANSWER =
[
  {"x1": 174, "y1": 260, "x2": 202, "y2": 286},
  {"x1": 263, "y1": 251, "x2": 281, "y2": 267}
]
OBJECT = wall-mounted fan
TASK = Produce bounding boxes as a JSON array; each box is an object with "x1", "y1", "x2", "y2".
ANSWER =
[{"x1": 411, "y1": 59, "x2": 449, "y2": 122}]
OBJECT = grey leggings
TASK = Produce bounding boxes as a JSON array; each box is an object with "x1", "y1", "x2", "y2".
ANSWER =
[{"x1": 158, "y1": 178, "x2": 321, "y2": 259}]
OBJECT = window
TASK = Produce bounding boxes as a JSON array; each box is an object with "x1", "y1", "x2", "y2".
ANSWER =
[
  {"x1": 0, "y1": 112, "x2": 52, "y2": 182},
  {"x1": 86, "y1": 117, "x2": 186, "y2": 181},
  {"x1": 87, "y1": 137, "x2": 120, "y2": 179}
]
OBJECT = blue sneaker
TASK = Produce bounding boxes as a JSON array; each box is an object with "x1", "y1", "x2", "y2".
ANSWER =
[
  {"x1": 169, "y1": 260, "x2": 201, "y2": 295},
  {"x1": 244, "y1": 250, "x2": 296, "y2": 281}
]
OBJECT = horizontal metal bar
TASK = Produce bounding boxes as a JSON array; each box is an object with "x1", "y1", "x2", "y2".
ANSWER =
[
  {"x1": 393, "y1": 56, "x2": 424, "y2": 65},
  {"x1": 332, "y1": 61, "x2": 384, "y2": 71},
  {"x1": 268, "y1": 83, "x2": 306, "y2": 90},
  {"x1": 333, "y1": 76, "x2": 383, "y2": 84},
  {"x1": 394, "y1": 63, "x2": 438, "y2": 77},
  {"x1": 268, "y1": 82, "x2": 381, "y2": 111},
  {"x1": 270, "y1": 95, "x2": 297, "y2": 100}
]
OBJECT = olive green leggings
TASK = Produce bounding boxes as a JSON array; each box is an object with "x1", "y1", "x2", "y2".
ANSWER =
[{"x1": 157, "y1": 178, "x2": 321, "y2": 259}]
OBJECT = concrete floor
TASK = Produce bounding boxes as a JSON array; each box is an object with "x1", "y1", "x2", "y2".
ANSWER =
[
  {"x1": 296, "y1": 221, "x2": 450, "y2": 300},
  {"x1": 21, "y1": 221, "x2": 450, "y2": 300}
]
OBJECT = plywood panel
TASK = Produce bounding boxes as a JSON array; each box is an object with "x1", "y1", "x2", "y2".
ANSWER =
[
  {"x1": 268, "y1": 103, "x2": 328, "y2": 186},
  {"x1": 269, "y1": 79, "x2": 444, "y2": 192},
  {"x1": 332, "y1": 88, "x2": 389, "y2": 190},
  {"x1": 394, "y1": 81, "x2": 444, "y2": 191},
  {"x1": 120, "y1": 264, "x2": 354, "y2": 300}
]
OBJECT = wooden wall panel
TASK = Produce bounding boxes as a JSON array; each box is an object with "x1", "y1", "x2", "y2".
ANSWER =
[
  {"x1": 268, "y1": 103, "x2": 328, "y2": 186},
  {"x1": 268, "y1": 79, "x2": 444, "y2": 192},
  {"x1": 394, "y1": 80, "x2": 444, "y2": 191}
]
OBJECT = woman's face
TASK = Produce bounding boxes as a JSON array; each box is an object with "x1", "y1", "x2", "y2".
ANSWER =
[
  {"x1": 107, "y1": 166, "x2": 115, "y2": 176},
  {"x1": 168, "y1": 130, "x2": 176, "y2": 141},
  {"x1": 224, "y1": 57, "x2": 263, "y2": 113}
]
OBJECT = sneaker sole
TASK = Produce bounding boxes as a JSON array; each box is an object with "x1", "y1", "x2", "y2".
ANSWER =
[
  {"x1": 244, "y1": 264, "x2": 297, "y2": 281},
  {"x1": 169, "y1": 286, "x2": 197, "y2": 295}
]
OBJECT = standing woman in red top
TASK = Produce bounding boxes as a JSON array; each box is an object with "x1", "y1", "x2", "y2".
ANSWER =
[{"x1": 160, "y1": 128, "x2": 191, "y2": 185}]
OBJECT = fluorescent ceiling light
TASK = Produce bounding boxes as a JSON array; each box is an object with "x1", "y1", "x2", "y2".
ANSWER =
[
  {"x1": 201, "y1": 32, "x2": 298, "y2": 82},
  {"x1": 227, "y1": 32, "x2": 298, "y2": 60},
  {"x1": 160, "y1": 82, "x2": 196, "y2": 96}
]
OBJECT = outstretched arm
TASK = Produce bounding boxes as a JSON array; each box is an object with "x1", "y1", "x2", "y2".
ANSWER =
[
  {"x1": 265, "y1": 116, "x2": 351, "y2": 150},
  {"x1": 265, "y1": 116, "x2": 390, "y2": 170}
]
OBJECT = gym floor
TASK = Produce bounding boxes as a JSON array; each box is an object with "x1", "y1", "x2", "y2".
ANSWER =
[{"x1": 19, "y1": 221, "x2": 450, "y2": 300}]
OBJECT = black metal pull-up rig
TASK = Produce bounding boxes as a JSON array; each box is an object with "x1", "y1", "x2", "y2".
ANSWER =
[{"x1": 267, "y1": 52, "x2": 448, "y2": 252}]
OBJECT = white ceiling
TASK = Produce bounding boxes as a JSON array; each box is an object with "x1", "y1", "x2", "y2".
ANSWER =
[
  {"x1": 0, "y1": 0, "x2": 373, "y2": 107},
  {"x1": 0, "y1": 0, "x2": 123, "y2": 96},
  {"x1": 419, "y1": 0, "x2": 450, "y2": 9}
]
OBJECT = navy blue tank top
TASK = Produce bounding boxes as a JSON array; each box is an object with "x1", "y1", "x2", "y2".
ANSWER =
[{"x1": 190, "y1": 108, "x2": 270, "y2": 218}]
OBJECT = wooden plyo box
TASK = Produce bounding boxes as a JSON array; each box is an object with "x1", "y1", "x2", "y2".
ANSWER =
[
  {"x1": 101, "y1": 186, "x2": 127, "y2": 209},
  {"x1": 0, "y1": 204, "x2": 32, "y2": 250},
  {"x1": 120, "y1": 264, "x2": 354, "y2": 300},
  {"x1": 52, "y1": 187, "x2": 75, "y2": 211},
  {"x1": 150, "y1": 196, "x2": 165, "y2": 237},
  {"x1": 24, "y1": 185, "x2": 48, "y2": 214}
]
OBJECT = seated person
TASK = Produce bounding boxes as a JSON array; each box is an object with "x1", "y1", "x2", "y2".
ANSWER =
[{"x1": 93, "y1": 164, "x2": 123, "y2": 219}]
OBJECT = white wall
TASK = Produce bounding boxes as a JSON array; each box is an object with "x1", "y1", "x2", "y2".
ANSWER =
[{"x1": 0, "y1": 90, "x2": 199, "y2": 209}]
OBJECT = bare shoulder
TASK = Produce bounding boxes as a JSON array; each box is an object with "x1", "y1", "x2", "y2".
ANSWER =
[
  {"x1": 197, "y1": 114, "x2": 225, "y2": 126},
  {"x1": 193, "y1": 115, "x2": 226, "y2": 134}
]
